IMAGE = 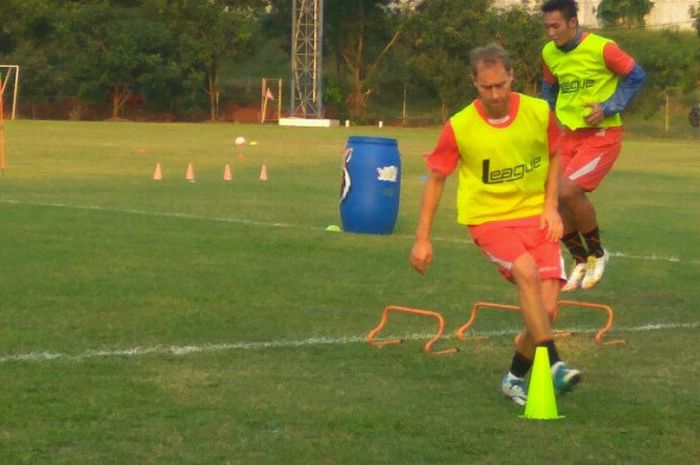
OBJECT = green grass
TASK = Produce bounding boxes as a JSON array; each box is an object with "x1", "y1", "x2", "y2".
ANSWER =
[{"x1": 0, "y1": 120, "x2": 699, "y2": 464}]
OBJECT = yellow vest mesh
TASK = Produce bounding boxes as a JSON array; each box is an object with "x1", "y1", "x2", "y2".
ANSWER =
[
  {"x1": 542, "y1": 33, "x2": 622, "y2": 130},
  {"x1": 450, "y1": 94, "x2": 550, "y2": 225}
]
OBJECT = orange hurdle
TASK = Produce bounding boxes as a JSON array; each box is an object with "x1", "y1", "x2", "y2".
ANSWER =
[
  {"x1": 455, "y1": 300, "x2": 624, "y2": 346},
  {"x1": 455, "y1": 302, "x2": 520, "y2": 342},
  {"x1": 558, "y1": 300, "x2": 625, "y2": 345},
  {"x1": 367, "y1": 305, "x2": 458, "y2": 355}
]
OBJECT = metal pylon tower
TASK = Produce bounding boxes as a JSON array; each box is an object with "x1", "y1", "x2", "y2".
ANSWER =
[{"x1": 291, "y1": 0, "x2": 323, "y2": 118}]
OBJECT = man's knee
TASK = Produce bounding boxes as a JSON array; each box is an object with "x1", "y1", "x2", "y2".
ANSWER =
[
  {"x1": 512, "y1": 255, "x2": 539, "y2": 287},
  {"x1": 559, "y1": 179, "x2": 584, "y2": 204}
]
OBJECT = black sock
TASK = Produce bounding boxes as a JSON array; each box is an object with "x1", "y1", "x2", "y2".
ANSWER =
[
  {"x1": 562, "y1": 231, "x2": 587, "y2": 264},
  {"x1": 509, "y1": 352, "x2": 533, "y2": 378},
  {"x1": 541, "y1": 340, "x2": 561, "y2": 366},
  {"x1": 582, "y1": 227, "x2": 604, "y2": 258}
]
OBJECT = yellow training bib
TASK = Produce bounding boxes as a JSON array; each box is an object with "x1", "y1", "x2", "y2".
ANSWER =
[{"x1": 450, "y1": 93, "x2": 551, "y2": 225}]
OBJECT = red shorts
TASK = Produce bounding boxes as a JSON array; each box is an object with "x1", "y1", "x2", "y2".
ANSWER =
[
  {"x1": 560, "y1": 127, "x2": 622, "y2": 191},
  {"x1": 468, "y1": 216, "x2": 565, "y2": 283}
]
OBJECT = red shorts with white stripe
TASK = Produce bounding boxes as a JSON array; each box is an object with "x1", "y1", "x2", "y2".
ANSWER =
[
  {"x1": 560, "y1": 127, "x2": 622, "y2": 192},
  {"x1": 468, "y1": 216, "x2": 566, "y2": 284}
]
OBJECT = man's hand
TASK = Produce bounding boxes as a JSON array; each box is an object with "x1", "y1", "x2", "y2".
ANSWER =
[
  {"x1": 583, "y1": 102, "x2": 605, "y2": 126},
  {"x1": 410, "y1": 238, "x2": 433, "y2": 275},
  {"x1": 540, "y1": 205, "x2": 563, "y2": 243}
]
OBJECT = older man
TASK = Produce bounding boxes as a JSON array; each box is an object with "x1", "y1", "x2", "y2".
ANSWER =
[{"x1": 410, "y1": 44, "x2": 581, "y2": 406}]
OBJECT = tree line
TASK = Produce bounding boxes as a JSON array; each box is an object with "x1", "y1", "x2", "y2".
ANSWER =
[
  {"x1": 1, "y1": 0, "x2": 262, "y2": 121},
  {"x1": 1, "y1": 0, "x2": 699, "y2": 122}
]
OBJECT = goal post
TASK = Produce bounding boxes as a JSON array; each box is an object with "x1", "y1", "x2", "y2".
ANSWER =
[
  {"x1": 0, "y1": 65, "x2": 20, "y2": 121},
  {"x1": 260, "y1": 78, "x2": 283, "y2": 124},
  {"x1": 1, "y1": 78, "x2": 4, "y2": 172}
]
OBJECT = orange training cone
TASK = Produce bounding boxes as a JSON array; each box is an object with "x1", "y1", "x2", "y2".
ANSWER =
[
  {"x1": 152, "y1": 163, "x2": 163, "y2": 181},
  {"x1": 223, "y1": 163, "x2": 232, "y2": 181},
  {"x1": 185, "y1": 163, "x2": 195, "y2": 182},
  {"x1": 259, "y1": 164, "x2": 268, "y2": 181}
]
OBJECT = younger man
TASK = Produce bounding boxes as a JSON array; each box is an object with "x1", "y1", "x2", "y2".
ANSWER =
[{"x1": 541, "y1": 0, "x2": 646, "y2": 290}]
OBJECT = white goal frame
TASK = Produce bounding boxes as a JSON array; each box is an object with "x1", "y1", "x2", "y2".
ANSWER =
[{"x1": 0, "y1": 65, "x2": 20, "y2": 121}]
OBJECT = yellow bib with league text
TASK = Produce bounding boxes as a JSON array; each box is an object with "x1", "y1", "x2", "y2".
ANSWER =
[
  {"x1": 542, "y1": 33, "x2": 622, "y2": 130},
  {"x1": 450, "y1": 93, "x2": 551, "y2": 225}
]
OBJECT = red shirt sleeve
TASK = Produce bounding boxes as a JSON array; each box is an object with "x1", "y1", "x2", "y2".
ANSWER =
[
  {"x1": 426, "y1": 122, "x2": 460, "y2": 176},
  {"x1": 603, "y1": 42, "x2": 635, "y2": 76},
  {"x1": 542, "y1": 61, "x2": 557, "y2": 85},
  {"x1": 547, "y1": 111, "x2": 561, "y2": 156}
]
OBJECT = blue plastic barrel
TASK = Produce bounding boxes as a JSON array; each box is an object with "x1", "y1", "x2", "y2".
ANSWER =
[{"x1": 340, "y1": 136, "x2": 401, "y2": 234}]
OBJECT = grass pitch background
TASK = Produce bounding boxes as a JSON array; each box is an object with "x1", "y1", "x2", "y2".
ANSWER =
[{"x1": 0, "y1": 121, "x2": 698, "y2": 464}]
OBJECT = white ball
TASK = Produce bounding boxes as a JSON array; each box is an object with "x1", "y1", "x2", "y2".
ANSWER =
[{"x1": 235, "y1": 136, "x2": 247, "y2": 146}]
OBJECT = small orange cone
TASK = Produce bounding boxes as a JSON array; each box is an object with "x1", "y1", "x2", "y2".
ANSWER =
[
  {"x1": 185, "y1": 163, "x2": 195, "y2": 182},
  {"x1": 152, "y1": 163, "x2": 163, "y2": 181},
  {"x1": 259, "y1": 164, "x2": 268, "y2": 181},
  {"x1": 223, "y1": 163, "x2": 233, "y2": 181}
]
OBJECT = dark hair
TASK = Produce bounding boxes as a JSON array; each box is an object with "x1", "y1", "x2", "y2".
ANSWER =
[
  {"x1": 469, "y1": 43, "x2": 512, "y2": 77},
  {"x1": 541, "y1": 0, "x2": 578, "y2": 20}
]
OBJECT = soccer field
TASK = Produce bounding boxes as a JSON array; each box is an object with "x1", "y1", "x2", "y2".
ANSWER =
[{"x1": 1, "y1": 120, "x2": 698, "y2": 464}]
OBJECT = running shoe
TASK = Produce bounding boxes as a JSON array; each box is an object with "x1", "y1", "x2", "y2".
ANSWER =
[
  {"x1": 501, "y1": 372, "x2": 527, "y2": 406},
  {"x1": 581, "y1": 251, "x2": 609, "y2": 289},
  {"x1": 562, "y1": 262, "x2": 587, "y2": 292},
  {"x1": 551, "y1": 361, "x2": 582, "y2": 394}
]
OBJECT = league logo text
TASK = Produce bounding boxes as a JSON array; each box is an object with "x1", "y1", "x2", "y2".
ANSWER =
[
  {"x1": 560, "y1": 78, "x2": 595, "y2": 94},
  {"x1": 481, "y1": 156, "x2": 542, "y2": 184}
]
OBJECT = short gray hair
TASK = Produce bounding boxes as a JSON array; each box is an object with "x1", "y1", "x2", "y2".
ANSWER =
[{"x1": 469, "y1": 43, "x2": 512, "y2": 77}]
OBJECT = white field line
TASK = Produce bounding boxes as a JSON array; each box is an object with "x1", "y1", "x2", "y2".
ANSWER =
[
  {"x1": 2, "y1": 199, "x2": 698, "y2": 264},
  {"x1": 0, "y1": 321, "x2": 697, "y2": 364}
]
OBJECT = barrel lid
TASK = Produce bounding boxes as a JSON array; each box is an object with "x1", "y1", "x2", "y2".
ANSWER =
[{"x1": 347, "y1": 136, "x2": 397, "y2": 146}]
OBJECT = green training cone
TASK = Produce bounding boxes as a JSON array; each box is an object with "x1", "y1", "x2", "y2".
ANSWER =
[{"x1": 522, "y1": 346, "x2": 564, "y2": 420}]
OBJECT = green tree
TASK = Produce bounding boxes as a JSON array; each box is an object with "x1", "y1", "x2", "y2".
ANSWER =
[
  {"x1": 597, "y1": 0, "x2": 654, "y2": 28},
  {"x1": 57, "y1": 1, "x2": 173, "y2": 119},
  {"x1": 403, "y1": 0, "x2": 545, "y2": 119},
  {"x1": 403, "y1": 0, "x2": 491, "y2": 119},
  {"x1": 605, "y1": 28, "x2": 700, "y2": 117},
  {"x1": 486, "y1": 6, "x2": 546, "y2": 96},
  {"x1": 325, "y1": 0, "x2": 407, "y2": 117},
  {"x1": 0, "y1": 0, "x2": 67, "y2": 116},
  {"x1": 691, "y1": 3, "x2": 700, "y2": 37},
  {"x1": 154, "y1": 0, "x2": 262, "y2": 121}
]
